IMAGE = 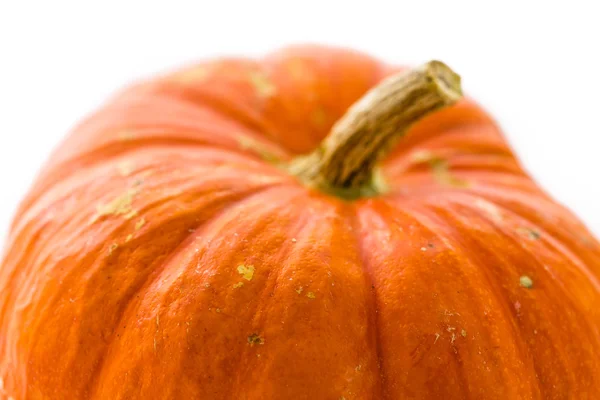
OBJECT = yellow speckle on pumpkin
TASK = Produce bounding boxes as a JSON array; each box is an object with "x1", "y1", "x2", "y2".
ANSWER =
[
  {"x1": 95, "y1": 189, "x2": 137, "y2": 219},
  {"x1": 125, "y1": 234, "x2": 133, "y2": 243},
  {"x1": 520, "y1": 275, "x2": 534, "y2": 288},
  {"x1": 247, "y1": 333, "x2": 264, "y2": 345},
  {"x1": 215, "y1": 308, "x2": 221, "y2": 313},
  {"x1": 117, "y1": 161, "x2": 134, "y2": 177},
  {"x1": 233, "y1": 282, "x2": 244, "y2": 289},
  {"x1": 291, "y1": 238, "x2": 297, "y2": 243},
  {"x1": 411, "y1": 151, "x2": 468, "y2": 187},
  {"x1": 237, "y1": 135, "x2": 279, "y2": 163},
  {"x1": 249, "y1": 71, "x2": 276, "y2": 98},
  {"x1": 517, "y1": 227, "x2": 541, "y2": 240},
  {"x1": 474, "y1": 198, "x2": 503, "y2": 223},
  {"x1": 237, "y1": 264, "x2": 255, "y2": 281},
  {"x1": 411, "y1": 150, "x2": 436, "y2": 163},
  {"x1": 135, "y1": 217, "x2": 146, "y2": 231},
  {"x1": 434, "y1": 333, "x2": 440, "y2": 343},
  {"x1": 307, "y1": 292, "x2": 316, "y2": 299},
  {"x1": 118, "y1": 131, "x2": 135, "y2": 141},
  {"x1": 451, "y1": 333, "x2": 457, "y2": 344},
  {"x1": 296, "y1": 286, "x2": 303, "y2": 294},
  {"x1": 430, "y1": 158, "x2": 469, "y2": 188},
  {"x1": 461, "y1": 329, "x2": 467, "y2": 337},
  {"x1": 124, "y1": 210, "x2": 138, "y2": 220},
  {"x1": 108, "y1": 243, "x2": 118, "y2": 255}
]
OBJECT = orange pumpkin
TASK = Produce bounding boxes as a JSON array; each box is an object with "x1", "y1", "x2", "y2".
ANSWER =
[{"x1": 1, "y1": 45, "x2": 599, "y2": 399}]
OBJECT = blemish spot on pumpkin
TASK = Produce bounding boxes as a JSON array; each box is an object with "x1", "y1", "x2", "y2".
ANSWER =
[
  {"x1": 215, "y1": 308, "x2": 221, "y2": 313},
  {"x1": 434, "y1": 333, "x2": 440, "y2": 343},
  {"x1": 411, "y1": 151, "x2": 469, "y2": 187},
  {"x1": 461, "y1": 329, "x2": 467, "y2": 337},
  {"x1": 118, "y1": 131, "x2": 135, "y2": 141},
  {"x1": 249, "y1": 71, "x2": 276, "y2": 98},
  {"x1": 420, "y1": 246, "x2": 427, "y2": 252},
  {"x1": 233, "y1": 282, "x2": 244, "y2": 289},
  {"x1": 517, "y1": 227, "x2": 541, "y2": 240},
  {"x1": 520, "y1": 275, "x2": 534, "y2": 288},
  {"x1": 451, "y1": 332, "x2": 457, "y2": 344},
  {"x1": 291, "y1": 238, "x2": 297, "y2": 243},
  {"x1": 108, "y1": 243, "x2": 118, "y2": 255},
  {"x1": 307, "y1": 291, "x2": 316, "y2": 299},
  {"x1": 514, "y1": 301, "x2": 522, "y2": 312},
  {"x1": 355, "y1": 364, "x2": 362, "y2": 372},
  {"x1": 443, "y1": 310, "x2": 461, "y2": 317},
  {"x1": 411, "y1": 150, "x2": 436, "y2": 163},
  {"x1": 95, "y1": 189, "x2": 137, "y2": 220},
  {"x1": 430, "y1": 158, "x2": 469, "y2": 188},
  {"x1": 296, "y1": 286, "x2": 303, "y2": 294},
  {"x1": 135, "y1": 217, "x2": 146, "y2": 231},
  {"x1": 247, "y1": 333, "x2": 264, "y2": 345},
  {"x1": 124, "y1": 210, "x2": 138, "y2": 220},
  {"x1": 117, "y1": 161, "x2": 133, "y2": 177},
  {"x1": 204, "y1": 283, "x2": 211, "y2": 288},
  {"x1": 474, "y1": 198, "x2": 503, "y2": 223},
  {"x1": 237, "y1": 264, "x2": 255, "y2": 281},
  {"x1": 237, "y1": 135, "x2": 279, "y2": 163},
  {"x1": 125, "y1": 234, "x2": 133, "y2": 243}
]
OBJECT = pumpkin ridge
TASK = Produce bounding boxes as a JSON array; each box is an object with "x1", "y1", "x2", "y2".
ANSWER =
[
  {"x1": 15, "y1": 141, "x2": 288, "y2": 228},
  {"x1": 465, "y1": 184, "x2": 600, "y2": 283},
  {"x1": 156, "y1": 82, "x2": 284, "y2": 149},
  {"x1": 372, "y1": 199, "x2": 536, "y2": 397},
  {"x1": 88, "y1": 182, "x2": 289, "y2": 399},
  {"x1": 395, "y1": 202, "x2": 493, "y2": 398},
  {"x1": 347, "y1": 204, "x2": 388, "y2": 399},
  {"x1": 226, "y1": 190, "x2": 311, "y2": 399},
  {"x1": 455, "y1": 191, "x2": 600, "y2": 293},
  {"x1": 430, "y1": 199, "x2": 600, "y2": 395}
]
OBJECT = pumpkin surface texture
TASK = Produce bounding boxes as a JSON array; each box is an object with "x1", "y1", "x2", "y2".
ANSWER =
[{"x1": 1, "y1": 45, "x2": 599, "y2": 400}]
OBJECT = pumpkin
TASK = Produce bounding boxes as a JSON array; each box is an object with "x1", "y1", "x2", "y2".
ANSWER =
[{"x1": 1, "y1": 45, "x2": 599, "y2": 400}]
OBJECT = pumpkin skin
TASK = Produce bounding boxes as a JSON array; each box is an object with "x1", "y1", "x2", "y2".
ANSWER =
[{"x1": 1, "y1": 45, "x2": 599, "y2": 400}]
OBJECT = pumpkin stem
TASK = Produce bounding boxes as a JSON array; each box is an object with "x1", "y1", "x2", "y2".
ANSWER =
[{"x1": 288, "y1": 60, "x2": 463, "y2": 199}]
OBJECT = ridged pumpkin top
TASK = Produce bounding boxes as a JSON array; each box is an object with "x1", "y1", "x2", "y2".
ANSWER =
[{"x1": 0, "y1": 45, "x2": 599, "y2": 399}]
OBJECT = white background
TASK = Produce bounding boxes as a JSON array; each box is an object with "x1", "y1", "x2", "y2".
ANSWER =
[{"x1": 0, "y1": 1, "x2": 599, "y2": 244}]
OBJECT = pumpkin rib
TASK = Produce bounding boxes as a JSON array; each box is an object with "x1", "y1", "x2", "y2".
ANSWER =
[
  {"x1": 468, "y1": 184, "x2": 600, "y2": 280},
  {"x1": 410, "y1": 202, "x2": 535, "y2": 397},
  {"x1": 462, "y1": 191, "x2": 600, "y2": 293},
  {"x1": 409, "y1": 201, "x2": 543, "y2": 398},
  {"x1": 452, "y1": 192, "x2": 600, "y2": 322},
  {"x1": 456, "y1": 193, "x2": 600, "y2": 352},
  {"x1": 432, "y1": 198, "x2": 599, "y2": 396},
  {"x1": 13, "y1": 141, "x2": 288, "y2": 229},
  {"x1": 225, "y1": 189, "x2": 314, "y2": 399},
  {"x1": 154, "y1": 84, "x2": 283, "y2": 148},
  {"x1": 89, "y1": 183, "x2": 291, "y2": 399},
  {"x1": 2, "y1": 163, "x2": 287, "y2": 398},
  {"x1": 347, "y1": 206, "x2": 387, "y2": 399},
  {"x1": 356, "y1": 201, "x2": 523, "y2": 398}
]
